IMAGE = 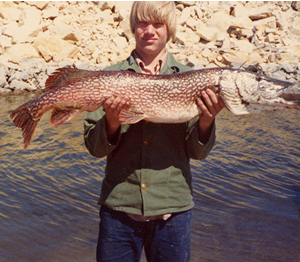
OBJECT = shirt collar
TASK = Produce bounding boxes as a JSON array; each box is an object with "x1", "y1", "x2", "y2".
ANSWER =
[
  {"x1": 133, "y1": 50, "x2": 168, "y2": 75},
  {"x1": 120, "y1": 50, "x2": 181, "y2": 74}
]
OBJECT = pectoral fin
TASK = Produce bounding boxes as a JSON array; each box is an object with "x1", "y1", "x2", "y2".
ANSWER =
[
  {"x1": 220, "y1": 85, "x2": 250, "y2": 115},
  {"x1": 119, "y1": 108, "x2": 146, "y2": 124}
]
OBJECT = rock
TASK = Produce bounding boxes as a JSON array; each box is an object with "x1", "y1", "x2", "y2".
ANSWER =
[
  {"x1": 280, "y1": 63, "x2": 296, "y2": 73},
  {"x1": 0, "y1": 1, "x2": 300, "y2": 94},
  {"x1": 186, "y1": 17, "x2": 203, "y2": 31},
  {"x1": 18, "y1": 4, "x2": 41, "y2": 27},
  {"x1": 292, "y1": 1, "x2": 300, "y2": 11},
  {"x1": 9, "y1": 79, "x2": 36, "y2": 91},
  {"x1": 177, "y1": 1, "x2": 196, "y2": 7},
  {"x1": 0, "y1": 67, "x2": 8, "y2": 88},
  {"x1": 114, "y1": 1, "x2": 133, "y2": 20},
  {"x1": 33, "y1": 32, "x2": 80, "y2": 61},
  {"x1": 0, "y1": 2, "x2": 22, "y2": 21},
  {"x1": 2, "y1": 21, "x2": 24, "y2": 43},
  {"x1": 24, "y1": 1, "x2": 49, "y2": 10},
  {"x1": 247, "y1": 52, "x2": 264, "y2": 65},
  {"x1": 232, "y1": 39, "x2": 254, "y2": 53},
  {"x1": 207, "y1": 12, "x2": 232, "y2": 32},
  {"x1": 196, "y1": 24, "x2": 219, "y2": 42},
  {"x1": 112, "y1": 35, "x2": 128, "y2": 49},
  {"x1": 222, "y1": 51, "x2": 249, "y2": 67},
  {"x1": 0, "y1": 35, "x2": 12, "y2": 48},
  {"x1": 5, "y1": 44, "x2": 40, "y2": 63},
  {"x1": 48, "y1": 23, "x2": 82, "y2": 43},
  {"x1": 232, "y1": 3, "x2": 249, "y2": 18},
  {"x1": 290, "y1": 17, "x2": 300, "y2": 36},
  {"x1": 254, "y1": 16, "x2": 276, "y2": 32},
  {"x1": 248, "y1": 6, "x2": 271, "y2": 20},
  {"x1": 42, "y1": 5, "x2": 60, "y2": 19},
  {"x1": 120, "y1": 19, "x2": 134, "y2": 41},
  {"x1": 230, "y1": 16, "x2": 253, "y2": 30}
]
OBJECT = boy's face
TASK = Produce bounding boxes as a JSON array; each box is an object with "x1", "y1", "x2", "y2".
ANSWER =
[{"x1": 134, "y1": 21, "x2": 168, "y2": 56}]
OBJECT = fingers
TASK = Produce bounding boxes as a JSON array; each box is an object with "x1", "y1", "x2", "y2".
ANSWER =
[
  {"x1": 197, "y1": 89, "x2": 225, "y2": 117},
  {"x1": 103, "y1": 96, "x2": 130, "y2": 113}
]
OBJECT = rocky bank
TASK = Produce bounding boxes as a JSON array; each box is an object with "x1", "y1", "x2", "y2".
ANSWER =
[{"x1": 0, "y1": 1, "x2": 300, "y2": 94}]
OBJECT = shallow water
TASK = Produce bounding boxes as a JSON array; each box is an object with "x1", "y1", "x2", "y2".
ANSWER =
[{"x1": 1, "y1": 94, "x2": 300, "y2": 262}]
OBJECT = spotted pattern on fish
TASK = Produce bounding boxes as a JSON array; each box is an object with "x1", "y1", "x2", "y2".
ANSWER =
[{"x1": 10, "y1": 67, "x2": 300, "y2": 149}]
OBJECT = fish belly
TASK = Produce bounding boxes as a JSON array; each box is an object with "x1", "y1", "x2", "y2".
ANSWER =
[{"x1": 144, "y1": 104, "x2": 200, "y2": 123}]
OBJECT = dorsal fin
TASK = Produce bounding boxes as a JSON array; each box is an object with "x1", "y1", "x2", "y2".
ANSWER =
[{"x1": 45, "y1": 68, "x2": 96, "y2": 90}]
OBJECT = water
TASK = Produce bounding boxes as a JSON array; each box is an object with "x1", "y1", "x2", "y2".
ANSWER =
[{"x1": 1, "y1": 94, "x2": 300, "y2": 262}]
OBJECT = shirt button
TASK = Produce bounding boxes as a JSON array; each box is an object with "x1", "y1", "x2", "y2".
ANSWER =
[
  {"x1": 143, "y1": 140, "x2": 149, "y2": 146},
  {"x1": 141, "y1": 183, "x2": 147, "y2": 189}
]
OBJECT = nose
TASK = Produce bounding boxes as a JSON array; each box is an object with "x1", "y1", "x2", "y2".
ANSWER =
[{"x1": 144, "y1": 23, "x2": 155, "y2": 34}]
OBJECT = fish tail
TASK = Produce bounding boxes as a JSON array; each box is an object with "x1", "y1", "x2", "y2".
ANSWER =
[{"x1": 10, "y1": 102, "x2": 39, "y2": 150}]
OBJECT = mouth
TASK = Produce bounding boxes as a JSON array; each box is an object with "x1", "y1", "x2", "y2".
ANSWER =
[
  {"x1": 278, "y1": 83, "x2": 300, "y2": 102},
  {"x1": 142, "y1": 38, "x2": 157, "y2": 43}
]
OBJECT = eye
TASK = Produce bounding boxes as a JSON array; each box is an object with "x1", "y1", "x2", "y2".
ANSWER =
[
  {"x1": 138, "y1": 21, "x2": 148, "y2": 27},
  {"x1": 154, "y1": 23, "x2": 164, "y2": 29}
]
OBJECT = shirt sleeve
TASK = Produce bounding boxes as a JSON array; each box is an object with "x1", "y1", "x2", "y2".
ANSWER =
[
  {"x1": 84, "y1": 108, "x2": 120, "y2": 158},
  {"x1": 185, "y1": 117, "x2": 216, "y2": 160}
]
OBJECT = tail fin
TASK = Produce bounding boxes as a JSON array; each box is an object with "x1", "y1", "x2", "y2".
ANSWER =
[{"x1": 10, "y1": 102, "x2": 39, "y2": 150}]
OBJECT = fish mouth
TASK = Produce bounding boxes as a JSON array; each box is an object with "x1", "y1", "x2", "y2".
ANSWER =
[{"x1": 278, "y1": 82, "x2": 300, "y2": 102}]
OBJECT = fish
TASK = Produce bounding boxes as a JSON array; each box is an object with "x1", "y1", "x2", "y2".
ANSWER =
[{"x1": 10, "y1": 67, "x2": 300, "y2": 149}]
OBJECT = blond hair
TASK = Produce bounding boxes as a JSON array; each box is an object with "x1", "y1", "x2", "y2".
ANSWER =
[{"x1": 130, "y1": 1, "x2": 176, "y2": 42}]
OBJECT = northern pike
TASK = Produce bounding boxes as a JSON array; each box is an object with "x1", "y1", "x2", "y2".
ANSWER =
[{"x1": 10, "y1": 67, "x2": 300, "y2": 149}]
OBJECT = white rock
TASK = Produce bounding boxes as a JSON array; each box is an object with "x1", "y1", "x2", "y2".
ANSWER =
[
  {"x1": 5, "y1": 44, "x2": 40, "y2": 63},
  {"x1": 0, "y1": 67, "x2": 8, "y2": 88},
  {"x1": 114, "y1": 1, "x2": 133, "y2": 20},
  {"x1": 247, "y1": 52, "x2": 263, "y2": 64},
  {"x1": 232, "y1": 3, "x2": 249, "y2": 18},
  {"x1": 24, "y1": 1, "x2": 49, "y2": 10},
  {"x1": 33, "y1": 32, "x2": 80, "y2": 61},
  {"x1": 18, "y1": 4, "x2": 41, "y2": 27},
  {"x1": 196, "y1": 24, "x2": 219, "y2": 42},
  {"x1": 248, "y1": 6, "x2": 271, "y2": 20},
  {"x1": 186, "y1": 17, "x2": 203, "y2": 31},
  {"x1": 222, "y1": 51, "x2": 249, "y2": 67},
  {"x1": 232, "y1": 39, "x2": 254, "y2": 53},
  {"x1": 177, "y1": 7, "x2": 194, "y2": 25},
  {"x1": 290, "y1": 17, "x2": 300, "y2": 36},
  {"x1": 207, "y1": 12, "x2": 232, "y2": 32},
  {"x1": 0, "y1": 35, "x2": 12, "y2": 48},
  {"x1": 49, "y1": 23, "x2": 82, "y2": 43},
  {"x1": 2, "y1": 22, "x2": 23, "y2": 43},
  {"x1": 10, "y1": 79, "x2": 36, "y2": 91},
  {"x1": 113, "y1": 36, "x2": 128, "y2": 49},
  {"x1": 177, "y1": 1, "x2": 196, "y2": 6},
  {"x1": 0, "y1": 3, "x2": 22, "y2": 21},
  {"x1": 254, "y1": 16, "x2": 276, "y2": 32},
  {"x1": 42, "y1": 5, "x2": 60, "y2": 19},
  {"x1": 231, "y1": 16, "x2": 253, "y2": 30}
]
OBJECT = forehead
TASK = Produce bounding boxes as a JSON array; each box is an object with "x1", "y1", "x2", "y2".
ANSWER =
[{"x1": 136, "y1": 10, "x2": 165, "y2": 24}]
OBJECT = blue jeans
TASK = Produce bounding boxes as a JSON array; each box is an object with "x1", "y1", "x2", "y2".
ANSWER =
[{"x1": 96, "y1": 205, "x2": 192, "y2": 262}]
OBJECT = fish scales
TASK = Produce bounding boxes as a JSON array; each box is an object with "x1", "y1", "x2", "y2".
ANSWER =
[{"x1": 10, "y1": 67, "x2": 300, "y2": 149}]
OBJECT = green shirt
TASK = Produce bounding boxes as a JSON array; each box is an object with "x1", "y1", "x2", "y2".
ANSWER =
[{"x1": 84, "y1": 51, "x2": 216, "y2": 216}]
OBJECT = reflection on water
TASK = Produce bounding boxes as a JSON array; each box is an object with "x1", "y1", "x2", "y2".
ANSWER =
[{"x1": 1, "y1": 94, "x2": 300, "y2": 262}]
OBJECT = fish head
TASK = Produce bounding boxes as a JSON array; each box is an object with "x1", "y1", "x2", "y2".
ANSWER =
[{"x1": 220, "y1": 69, "x2": 300, "y2": 115}]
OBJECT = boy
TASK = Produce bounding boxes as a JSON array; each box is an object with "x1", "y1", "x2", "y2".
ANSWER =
[{"x1": 84, "y1": 2, "x2": 224, "y2": 261}]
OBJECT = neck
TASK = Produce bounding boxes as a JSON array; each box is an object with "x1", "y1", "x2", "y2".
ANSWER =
[{"x1": 134, "y1": 48, "x2": 167, "y2": 68}]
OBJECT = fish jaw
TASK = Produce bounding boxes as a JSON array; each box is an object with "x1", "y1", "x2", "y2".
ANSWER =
[
  {"x1": 278, "y1": 82, "x2": 300, "y2": 103},
  {"x1": 219, "y1": 69, "x2": 300, "y2": 115}
]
